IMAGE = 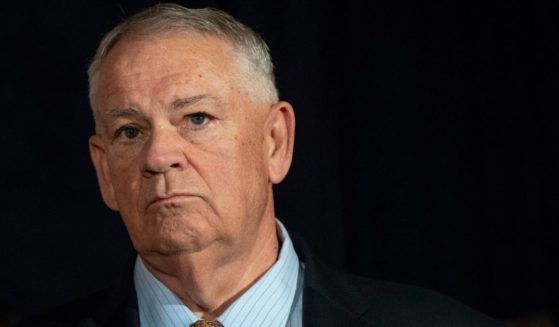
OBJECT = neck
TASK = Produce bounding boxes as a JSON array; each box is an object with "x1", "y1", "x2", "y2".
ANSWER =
[{"x1": 140, "y1": 216, "x2": 279, "y2": 319}]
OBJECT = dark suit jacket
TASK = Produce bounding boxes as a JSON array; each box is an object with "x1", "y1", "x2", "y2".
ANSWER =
[{"x1": 16, "y1": 238, "x2": 505, "y2": 326}]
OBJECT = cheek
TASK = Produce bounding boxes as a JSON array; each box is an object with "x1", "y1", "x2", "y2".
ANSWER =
[
  {"x1": 232, "y1": 136, "x2": 269, "y2": 194},
  {"x1": 200, "y1": 134, "x2": 267, "y2": 193},
  {"x1": 241, "y1": 129, "x2": 269, "y2": 176},
  {"x1": 108, "y1": 157, "x2": 142, "y2": 206}
]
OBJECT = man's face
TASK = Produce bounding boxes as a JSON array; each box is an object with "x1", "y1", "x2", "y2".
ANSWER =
[{"x1": 89, "y1": 33, "x2": 284, "y2": 257}]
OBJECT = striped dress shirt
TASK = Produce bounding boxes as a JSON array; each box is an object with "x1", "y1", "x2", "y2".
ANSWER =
[{"x1": 134, "y1": 220, "x2": 304, "y2": 327}]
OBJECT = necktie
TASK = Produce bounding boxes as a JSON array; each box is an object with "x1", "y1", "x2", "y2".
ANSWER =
[{"x1": 190, "y1": 320, "x2": 224, "y2": 327}]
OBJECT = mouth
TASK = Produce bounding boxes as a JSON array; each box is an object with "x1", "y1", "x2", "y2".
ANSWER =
[{"x1": 147, "y1": 193, "x2": 198, "y2": 209}]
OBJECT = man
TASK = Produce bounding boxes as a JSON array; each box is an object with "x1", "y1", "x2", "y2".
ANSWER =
[{"x1": 18, "y1": 3, "x2": 504, "y2": 327}]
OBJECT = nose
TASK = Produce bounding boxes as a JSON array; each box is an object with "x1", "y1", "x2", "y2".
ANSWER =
[{"x1": 142, "y1": 126, "x2": 186, "y2": 177}]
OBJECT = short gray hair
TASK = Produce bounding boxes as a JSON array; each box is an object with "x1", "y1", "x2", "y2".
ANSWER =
[{"x1": 88, "y1": 3, "x2": 278, "y2": 108}]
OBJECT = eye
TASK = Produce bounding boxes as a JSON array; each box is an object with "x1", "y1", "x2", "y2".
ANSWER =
[
  {"x1": 188, "y1": 113, "x2": 208, "y2": 126},
  {"x1": 117, "y1": 126, "x2": 140, "y2": 139}
]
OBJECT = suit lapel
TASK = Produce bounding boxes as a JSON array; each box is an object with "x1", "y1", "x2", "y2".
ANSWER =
[
  {"x1": 84, "y1": 255, "x2": 139, "y2": 327},
  {"x1": 104, "y1": 306, "x2": 138, "y2": 327},
  {"x1": 293, "y1": 237, "x2": 374, "y2": 327},
  {"x1": 303, "y1": 287, "x2": 372, "y2": 327},
  {"x1": 74, "y1": 288, "x2": 138, "y2": 327}
]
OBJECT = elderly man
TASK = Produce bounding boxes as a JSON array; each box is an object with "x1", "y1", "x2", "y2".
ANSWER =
[{"x1": 19, "y1": 3, "x2": 504, "y2": 327}]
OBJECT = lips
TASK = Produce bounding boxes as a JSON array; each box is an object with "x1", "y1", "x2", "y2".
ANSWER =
[{"x1": 147, "y1": 193, "x2": 197, "y2": 209}]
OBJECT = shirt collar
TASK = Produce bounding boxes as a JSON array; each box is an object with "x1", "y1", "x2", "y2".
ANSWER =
[{"x1": 134, "y1": 219, "x2": 301, "y2": 327}]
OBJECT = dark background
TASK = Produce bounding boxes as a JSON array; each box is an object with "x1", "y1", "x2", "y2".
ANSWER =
[{"x1": 1, "y1": 0, "x2": 557, "y2": 324}]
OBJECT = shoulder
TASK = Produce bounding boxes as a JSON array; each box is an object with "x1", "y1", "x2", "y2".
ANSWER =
[
  {"x1": 293, "y1": 237, "x2": 504, "y2": 327},
  {"x1": 13, "y1": 289, "x2": 108, "y2": 326},
  {"x1": 13, "y1": 282, "x2": 137, "y2": 327},
  {"x1": 335, "y1": 272, "x2": 503, "y2": 326}
]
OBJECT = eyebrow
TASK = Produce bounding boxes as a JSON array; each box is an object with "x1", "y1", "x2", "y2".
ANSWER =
[
  {"x1": 103, "y1": 94, "x2": 222, "y2": 121},
  {"x1": 106, "y1": 107, "x2": 141, "y2": 118},
  {"x1": 171, "y1": 94, "x2": 218, "y2": 109}
]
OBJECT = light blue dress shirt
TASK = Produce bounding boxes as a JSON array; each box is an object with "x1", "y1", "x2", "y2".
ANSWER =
[{"x1": 134, "y1": 220, "x2": 304, "y2": 327}]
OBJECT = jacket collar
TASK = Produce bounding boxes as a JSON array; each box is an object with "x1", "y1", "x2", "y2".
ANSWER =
[{"x1": 291, "y1": 236, "x2": 373, "y2": 326}]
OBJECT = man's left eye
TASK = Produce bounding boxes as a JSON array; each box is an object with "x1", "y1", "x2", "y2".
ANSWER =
[{"x1": 189, "y1": 113, "x2": 208, "y2": 126}]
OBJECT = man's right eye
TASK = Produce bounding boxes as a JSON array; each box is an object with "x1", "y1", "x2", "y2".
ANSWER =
[{"x1": 118, "y1": 127, "x2": 140, "y2": 139}]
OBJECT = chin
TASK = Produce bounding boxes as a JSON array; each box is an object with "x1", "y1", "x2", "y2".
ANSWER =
[
  {"x1": 132, "y1": 214, "x2": 219, "y2": 255},
  {"x1": 161, "y1": 237, "x2": 207, "y2": 254},
  {"x1": 135, "y1": 232, "x2": 213, "y2": 256}
]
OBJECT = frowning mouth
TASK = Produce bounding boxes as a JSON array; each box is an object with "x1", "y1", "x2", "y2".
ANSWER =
[{"x1": 147, "y1": 193, "x2": 198, "y2": 209}]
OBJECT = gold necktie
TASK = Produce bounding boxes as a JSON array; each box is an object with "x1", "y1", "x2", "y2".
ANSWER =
[{"x1": 190, "y1": 320, "x2": 224, "y2": 327}]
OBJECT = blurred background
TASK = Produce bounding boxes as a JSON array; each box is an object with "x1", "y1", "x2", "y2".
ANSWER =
[{"x1": 0, "y1": 0, "x2": 557, "y2": 326}]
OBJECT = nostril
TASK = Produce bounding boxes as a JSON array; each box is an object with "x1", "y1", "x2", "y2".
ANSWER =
[{"x1": 143, "y1": 162, "x2": 181, "y2": 177}]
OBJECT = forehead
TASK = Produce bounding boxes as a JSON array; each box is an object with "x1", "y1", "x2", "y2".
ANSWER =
[{"x1": 95, "y1": 32, "x2": 241, "y2": 104}]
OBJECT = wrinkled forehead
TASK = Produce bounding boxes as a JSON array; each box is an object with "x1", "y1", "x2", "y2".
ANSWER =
[
  {"x1": 102, "y1": 33, "x2": 237, "y2": 81},
  {"x1": 92, "y1": 32, "x2": 244, "y2": 108},
  {"x1": 91, "y1": 33, "x2": 260, "y2": 132},
  {"x1": 91, "y1": 33, "x2": 249, "y2": 121}
]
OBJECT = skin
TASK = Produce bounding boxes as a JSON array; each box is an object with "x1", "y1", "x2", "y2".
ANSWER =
[{"x1": 88, "y1": 32, "x2": 295, "y2": 318}]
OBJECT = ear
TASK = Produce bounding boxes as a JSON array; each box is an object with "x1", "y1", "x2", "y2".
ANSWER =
[
  {"x1": 265, "y1": 101, "x2": 295, "y2": 184},
  {"x1": 89, "y1": 135, "x2": 119, "y2": 211}
]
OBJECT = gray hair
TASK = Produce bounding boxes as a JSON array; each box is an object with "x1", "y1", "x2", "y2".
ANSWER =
[{"x1": 88, "y1": 3, "x2": 278, "y2": 110}]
